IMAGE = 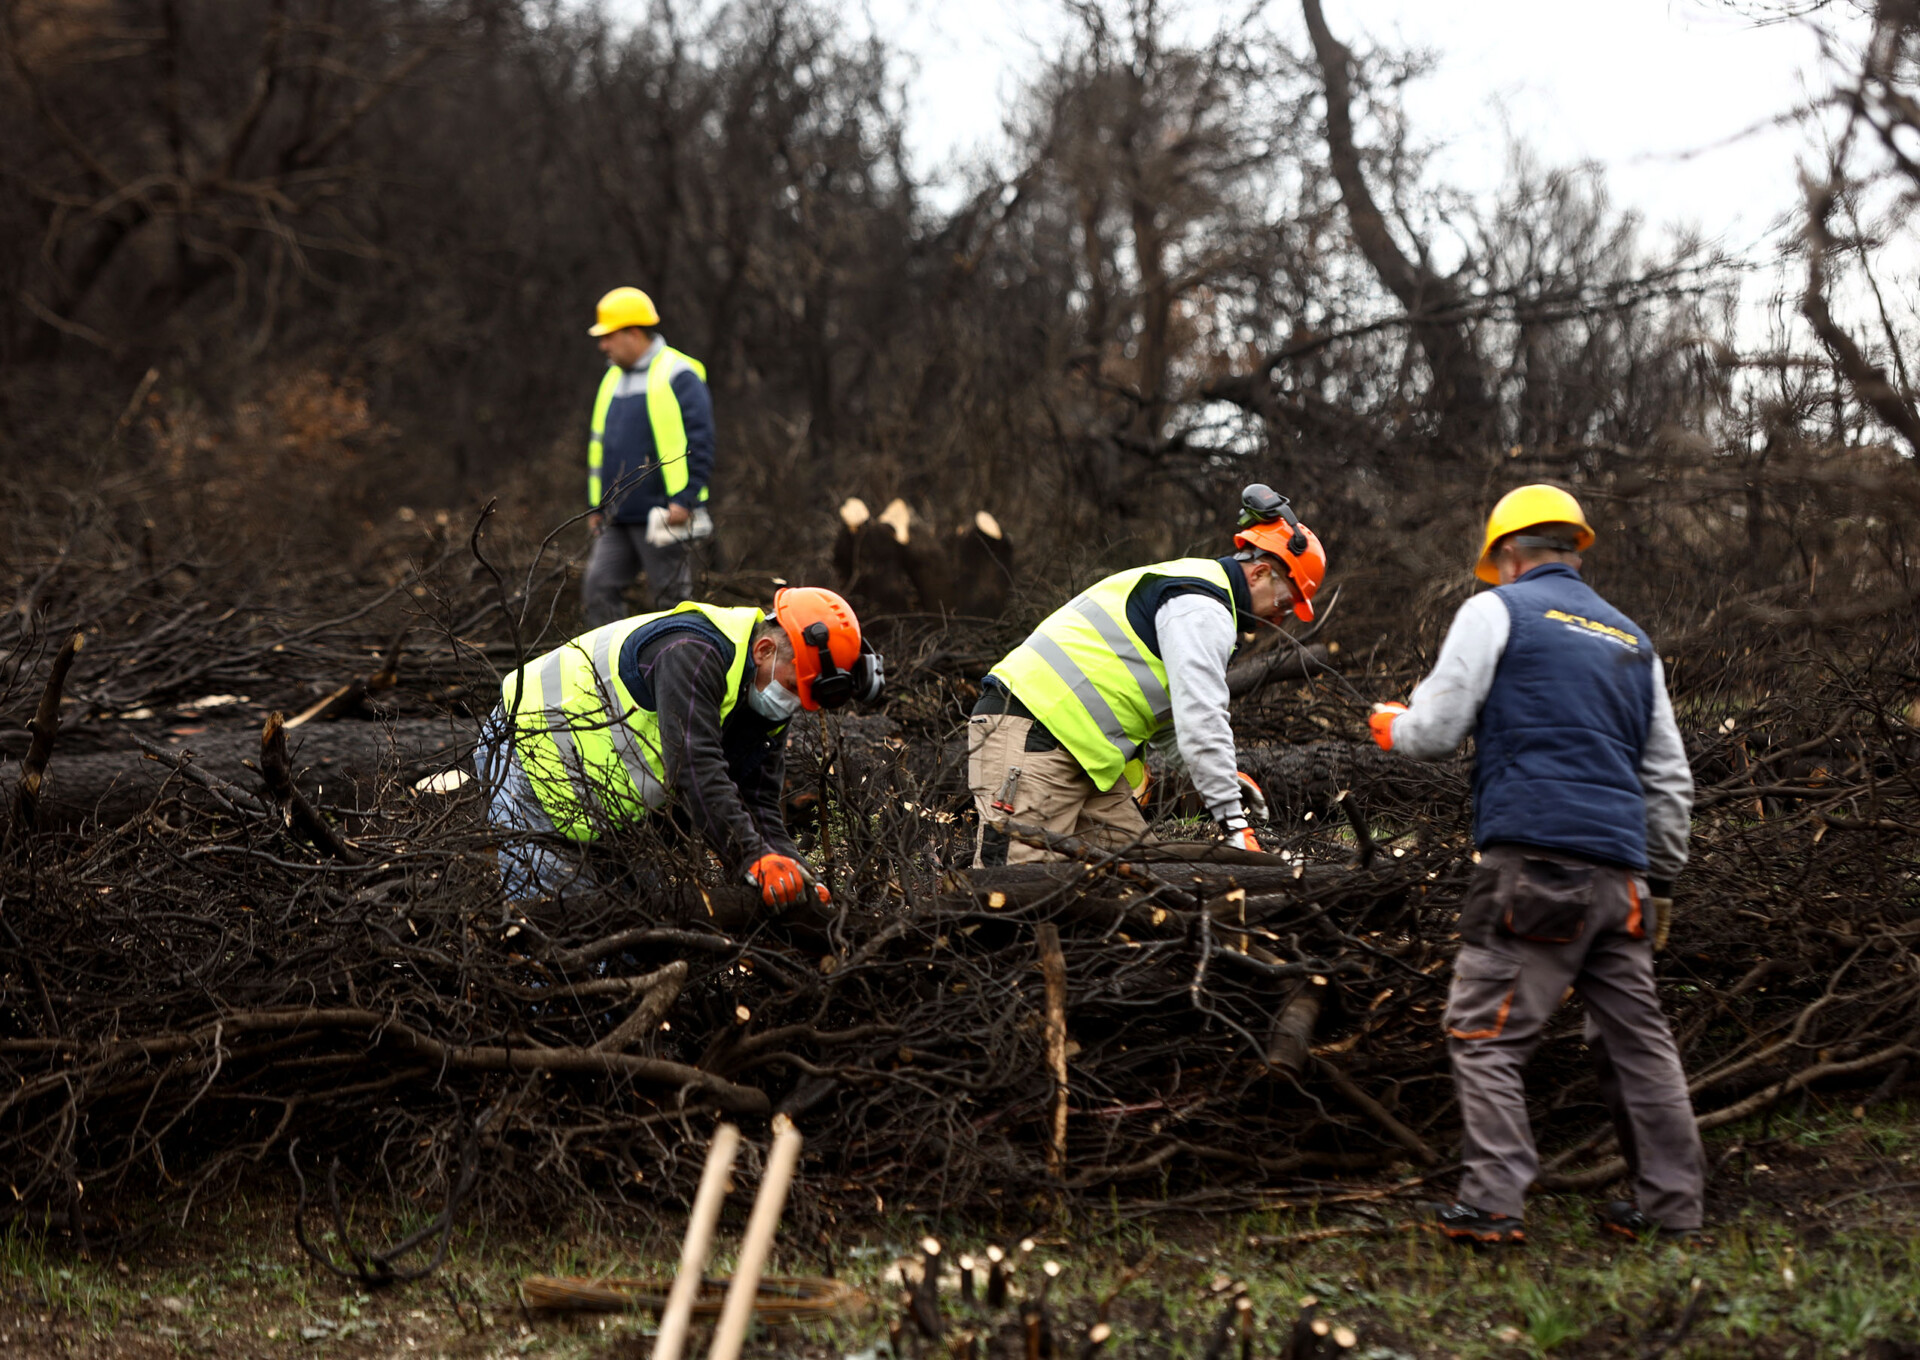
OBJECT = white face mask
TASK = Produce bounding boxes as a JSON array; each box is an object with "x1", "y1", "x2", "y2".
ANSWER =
[{"x1": 748, "y1": 677, "x2": 802, "y2": 721}]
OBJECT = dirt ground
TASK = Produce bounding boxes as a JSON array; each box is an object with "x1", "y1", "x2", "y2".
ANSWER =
[{"x1": 4, "y1": 1097, "x2": 1919, "y2": 1360}]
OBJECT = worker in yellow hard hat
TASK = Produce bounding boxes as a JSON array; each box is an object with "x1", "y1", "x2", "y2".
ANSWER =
[
  {"x1": 581, "y1": 287, "x2": 716, "y2": 625},
  {"x1": 1367, "y1": 484, "x2": 1703, "y2": 1247}
]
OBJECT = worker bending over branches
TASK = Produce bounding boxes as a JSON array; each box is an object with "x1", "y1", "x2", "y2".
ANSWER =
[
  {"x1": 1370, "y1": 485, "x2": 1702, "y2": 1246},
  {"x1": 968, "y1": 485, "x2": 1326, "y2": 865},
  {"x1": 477, "y1": 588, "x2": 883, "y2": 907}
]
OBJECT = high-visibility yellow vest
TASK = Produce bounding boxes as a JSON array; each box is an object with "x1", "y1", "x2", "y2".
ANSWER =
[
  {"x1": 500, "y1": 602, "x2": 760, "y2": 841},
  {"x1": 587, "y1": 345, "x2": 711, "y2": 508},
  {"x1": 988, "y1": 558, "x2": 1236, "y2": 789}
]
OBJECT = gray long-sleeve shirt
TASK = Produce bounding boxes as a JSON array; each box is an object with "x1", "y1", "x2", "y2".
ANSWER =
[
  {"x1": 1385, "y1": 591, "x2": 1693, "y2": 880},
  {"x1": 1147, "y1": 594, "x2": 1245, "y2": 824}
]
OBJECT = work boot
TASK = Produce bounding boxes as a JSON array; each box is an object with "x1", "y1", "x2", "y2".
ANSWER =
[
  {"x1": 1431, "y1": 1202, "x2": 1525, "y2": 1246},
  {"x1": 1596, "y1": 1201, "x2": 1713, "y2": 1246}
]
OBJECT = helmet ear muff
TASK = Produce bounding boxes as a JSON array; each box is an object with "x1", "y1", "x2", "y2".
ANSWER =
[
  {"x1": 851, "y1": 639, "x2": 886, "y2": 704},
  {"x1": 771, "y1": 585, "x2": 865, "y2": 709},
  {"x1": 1238, "y1": 484, "x2": 1307, "y2": 555},
  {"x1": 801, "y1": 620, "x2": 855, "y2": 709}
]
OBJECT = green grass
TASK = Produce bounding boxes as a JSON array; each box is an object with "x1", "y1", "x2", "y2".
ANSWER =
[
  {"x1": 1212, "y1": 1204, "x2": 1920, "y2": 1357},
  {"x1": 5, "y1": 1109, "x2": 1920, "y2": 1360}
]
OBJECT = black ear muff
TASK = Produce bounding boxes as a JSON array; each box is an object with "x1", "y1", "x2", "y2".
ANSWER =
[
  {"x1": 1240, "y1": 483, "x2": 1308, "y2": 555},
  {"x1": 1239, "y1": 483, "x2": 1285, "y2": 528},
  {"x1": 852, "y1": 640, "x2": 885, "y2": 704},
  {"x1": 802, "y1": 621, "x2": 855, "y2": 709}
]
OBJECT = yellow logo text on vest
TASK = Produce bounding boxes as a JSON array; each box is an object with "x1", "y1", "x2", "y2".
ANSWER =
[{"x1": 1543, "y1": 609, "x2": 1640, "y2": 649}]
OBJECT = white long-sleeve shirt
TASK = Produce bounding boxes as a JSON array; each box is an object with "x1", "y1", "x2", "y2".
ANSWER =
[
  {"x1": 1147, "y1": 594, "x2": 1244, "y2": 823},
  {"x1": 1387, "y1": 591, "x2": 1694, "y2": 881}
]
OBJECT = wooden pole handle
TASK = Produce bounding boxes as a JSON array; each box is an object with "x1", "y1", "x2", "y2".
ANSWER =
[
  {"x1": 652, "y1": 1123, "x2": 742, "y2": 1360},
  {"x1": 706, "y1": 1116, "x2": 802, "y2": 1360}
]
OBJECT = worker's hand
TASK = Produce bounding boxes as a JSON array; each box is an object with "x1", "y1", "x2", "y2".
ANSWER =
[
  {"x1": 746, "y1": 852, "x2": 829, "y2": 910},
  {"x1": 667, "y1": 502, "x2": 692, "y2": 527},
  {"x1": 1131, "y1": 766, "x2": 1152, "y2": 809},
  {"x1": 797, "y1": 860, "x2": 833, "y2": 906},
  {"x1": 1368, "y1": 701, "x2": 1407, "y2": 751},
  {"x1": 1234, "y1": 771, "x2": 1269, "y2": 823},
  {"x1": 587, "y1": 511, "x2": 603, "y2": 535},
  {"x1": 1218, "y1": 819, "x2": 1261, "y2": 853}
]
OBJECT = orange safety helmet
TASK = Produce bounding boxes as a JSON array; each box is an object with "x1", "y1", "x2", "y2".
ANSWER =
[
  {"x1": 1232, "y1": 484, "x2": 1327, "y2": 622},
  {"x1": 770, "y1": 586, "x2": 868, "y2": 710}
]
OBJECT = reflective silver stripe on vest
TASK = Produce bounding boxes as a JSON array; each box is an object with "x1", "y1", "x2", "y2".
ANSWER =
[
  {"x1": 1068, "y1": 594, "x2": 1171, "y2": 721},
  {"x1": 1026, "y1": 632, "x2": 1142, "y2": 761},
  {"x1": 588, "y1": 628, "x2": 671, "y2": 811},
  {"x1": 533, "y1": 650, "x2": 605, "y2": 824}
]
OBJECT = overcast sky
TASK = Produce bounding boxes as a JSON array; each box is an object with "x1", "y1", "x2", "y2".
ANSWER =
[{"x1": 857, "y1": 0, "x2": 1832, "y2": 260}]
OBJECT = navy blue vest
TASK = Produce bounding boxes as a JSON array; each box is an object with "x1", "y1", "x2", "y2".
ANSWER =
[
  {"x1": 1124, "y1": 558, "x2": 1256, "y2": 657},
  {"x1": 1472, "y1": 564, "x2": 1655, "y2": 870}
]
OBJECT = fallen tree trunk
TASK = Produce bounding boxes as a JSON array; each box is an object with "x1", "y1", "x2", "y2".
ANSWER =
[{"x1": 6, "y1": 717, "x2": 474, "y2": 828}]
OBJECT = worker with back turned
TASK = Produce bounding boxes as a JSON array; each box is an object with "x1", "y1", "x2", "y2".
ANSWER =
[{"x1": 1369, "y1": 484, "x2": 1701, "y2": 1246}]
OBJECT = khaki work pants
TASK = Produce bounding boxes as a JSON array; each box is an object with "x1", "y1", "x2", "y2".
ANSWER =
[
  {"x1": 966, "y1": 712, "x2": 1150, "y2": 866},
  {"x1": 1444, "y1": 844, "x2": 1705, "y2": 1228}
]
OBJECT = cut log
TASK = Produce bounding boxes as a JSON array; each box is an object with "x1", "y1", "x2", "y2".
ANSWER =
[
  {"x1": 958, "y1": 860, "x2": 1386, "y2": 911},
  {"x1": 8, "y1": 717, "x2": 473, "y2": 829},
  {"x1": 1226, "y1": 642, "x2": 1332, "y2": 699},
  {"x1": 1265, "y1": 981, "x2": 1325, "y2": 1078}
]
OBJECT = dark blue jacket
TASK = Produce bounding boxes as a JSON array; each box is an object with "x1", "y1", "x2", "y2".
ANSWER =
[
  {"x1": 597, "y1": 355, "x2": 715, "y2": 524},
  {"x1": 1472, "y1": 563, "x2": 1655, "y2": 869},
  {"x1": 616, "y1": 613, "x2": 795, "y2": 871}
]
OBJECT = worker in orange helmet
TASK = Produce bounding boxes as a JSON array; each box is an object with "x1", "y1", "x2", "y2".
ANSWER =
[
  {"x1": 969, "y1": 485, "x2": 1325, "y2": 864},
  {"x1": 475, "y1": 587, "x2": 883, "y2": 907}
]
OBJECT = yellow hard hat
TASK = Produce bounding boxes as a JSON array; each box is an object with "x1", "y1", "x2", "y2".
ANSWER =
[
  {"x1": 588, "y1": 286, "x2": 659, "y2": 336},
  {"x1": 1475, "y1": 484, "x2": 1595, "y2": 584}
]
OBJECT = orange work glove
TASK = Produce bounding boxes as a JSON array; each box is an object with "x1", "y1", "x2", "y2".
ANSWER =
[
  {"x1": 1218, "y1": 820, "x2": 1261, "y2": 853},
  {"x1": 1369, "y1": 702, "x2": 1408, "y2": 751},
  {"x1": 1234, "y1": 771, "x2": 1269, "y2": 822},
  {"x1": 745, "y1": 852, "x2": 831, "y2": 909}
]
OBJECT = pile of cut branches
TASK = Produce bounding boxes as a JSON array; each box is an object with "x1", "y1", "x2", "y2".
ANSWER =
[{"x1": 2, "y1": 548, "x2": 1917, "y2": 1250}]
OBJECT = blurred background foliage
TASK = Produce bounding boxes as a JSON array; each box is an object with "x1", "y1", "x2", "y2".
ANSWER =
[{"x1": 2, "y1": 0, "x2": 1916, "y2": 651}]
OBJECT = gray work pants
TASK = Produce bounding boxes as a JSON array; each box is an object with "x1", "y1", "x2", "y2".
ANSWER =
[
  {"x1": 583, "y1": 522, "x2": 695, "y2": 627},
  {"x1": 472, "y1": 709, "x2": 592, "y2": 901},
  {"x1": 1443, "y1": 844, "x2": 1705, "y2": 1228}
]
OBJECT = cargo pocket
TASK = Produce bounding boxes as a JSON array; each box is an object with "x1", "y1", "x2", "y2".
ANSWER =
[
  {"x1": 1446, "y1": 946, "x2": 1523, "y2": 1041},
  {"x1": 1456, "y1": 862, "x2": 1501, "y2": 947},
  {"x1": 1498, "y1": 856, "x2": 1594, "y2": 944},
  {"x1": 1023, "y1": 720, "x2": 1062, "y2": 753}
]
